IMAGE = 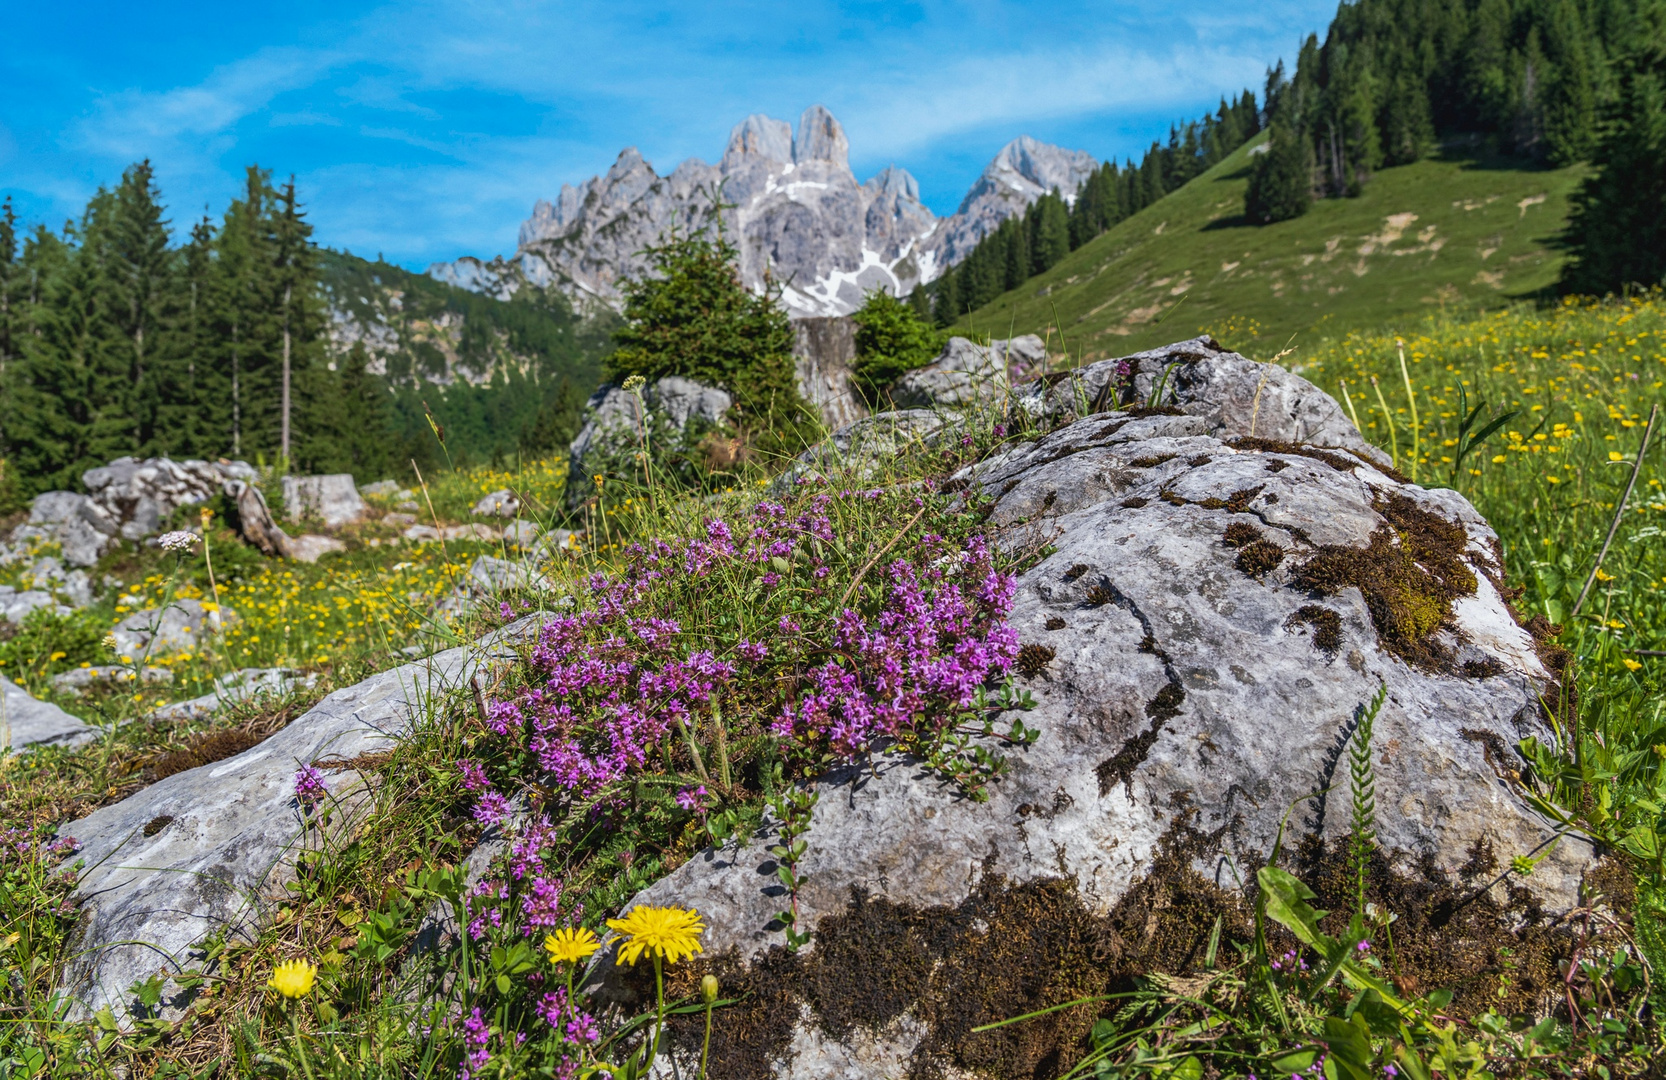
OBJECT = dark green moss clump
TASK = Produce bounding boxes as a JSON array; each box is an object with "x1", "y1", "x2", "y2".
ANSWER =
[
  {"x1": 1236, "y1": 539, "x2": 1287, "y2": 577},
  {"x1": 1017, "y1": 643, "x2": 1057, "y2": 678},
  {"x1": 1285, "y1": 605, "x2": 1343, "y2": 654},
  {"x1": 1292, "y1": 492, "x2": 1476, "y2": 670}
]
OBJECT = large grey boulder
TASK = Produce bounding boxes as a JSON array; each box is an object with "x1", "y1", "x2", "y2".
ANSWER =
[
  {"x1": 889, "y1": 334, "x2": 1048, "y2": 409},
  {"x1": 610, "y1": 397, "x2": 1583, "y2": 1073},
  {"x1": 83, "y1": 458, "x2": 238, "y2": 542},
  {"x1": 1, "y1": 679, "x2": 95, "y2": 753},
  {"x1": 109, "y1": 598, "x2": 235, "y2": 661},
  {"x1": 8, "y1": 459, "x2": 259, "y2": 567},
  {"x1": 566, "y1": 376, "x2": 733, "y2": 509},
  {"x1": 282, "y1": 474, "x2": 367, "y2": 530},
  {"x1": 58, "y1": 616, "x2": 541, "y2": 1021},
  {"x1": 1013, "y1": 335, "x2": 1389, "y2": 467}
]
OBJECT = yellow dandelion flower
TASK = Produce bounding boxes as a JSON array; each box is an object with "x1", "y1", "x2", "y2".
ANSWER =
[
  {"x1": 1610, "y1": 451, "x2": 1626, "y2": 461},
  {"x1": 269, "y1": 958, "x2": 317, "y2": 998},
  {"x1": 545, "y1": 926, "x2": 601, "y2": 965},
  {"x1": 606, "y1": 905, "x2": 705, "y2": 966},
  {"x1": 1623, "y1": 659, "x2": 1643, "y2": 672}
]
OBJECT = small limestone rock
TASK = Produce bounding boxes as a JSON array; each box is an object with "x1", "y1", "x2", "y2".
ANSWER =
[
  {"x1": 1, "y1": 589, "x2": 66, "y2": 624},
  {"x1": 109, "y1": 599, "x2": 235, "y2": 660},
  {"x1": 472, "y1": 489, "x2": 520, "y2": 517},
  {"x1": 442, "y1": 524, "x2": 498, "y2": 542},
  {"x1": 1, "y1": 679, "x2": 95, "y2": 753},
  {"x1": 150, "y1": 668, "x2": 317, "y2": 722},
  {"x1": 282, "y1": 475, "x2": 368, "y2": 530},
  {"x1": 52, "y1": 666, "x2": 173, "y2": 695},
  {"x1": 468, "y1": 556, "x2": 549, "y2": 596},
  {"x1": 403, "y1": 524, "x2": 442, "y2": 543},
  {"x1": 285, "y1": 534, "x2": 347, "y2": 564},
  {"x1": 357, "y1": 479, "x2": 401, "y2": 497},
  {"x1": 382, "y1": 512, "x2": 417, "y2": 527},
  {"x1": 888, "y1": 335, "x2": 1045, "y2": 409},
  {"x1": 501, "y1": 520, "x2": 541, "y2": 546}
]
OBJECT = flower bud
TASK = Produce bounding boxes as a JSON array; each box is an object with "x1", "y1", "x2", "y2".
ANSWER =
[{"x1": 701, "y1": 974, "x2": 719, "y2": 1004}]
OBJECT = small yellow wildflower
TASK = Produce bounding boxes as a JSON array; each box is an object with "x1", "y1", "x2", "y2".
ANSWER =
[
  {"x1": 269, "y1": 958, "x2": 317, "y2": 998},
  {"x1": 1595, "y1": 568, "x2": 1615, "y2": 582},
  {"x1": 606, "y1": 905, "x2": 705, "y2": 966},
  {"x1": 544, "y1": 926, "x2": 601, "y2": 965},
  {"x1": 1623, "y1": 658, "x2": 1643, "y2": 672},
  {"x1": 1610, "y1": 451, "x2": 1626, "y2": 461}
]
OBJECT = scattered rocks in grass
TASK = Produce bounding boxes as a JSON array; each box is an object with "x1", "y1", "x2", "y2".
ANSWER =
[
  {"x1": 109, "y1": 598, "x2": 236, "y2": 660},
  {"x1": 472, "y1": 489, "x2": 520, "y2": 517},
  {"x1": 283, "y1": 534, "x2": 347, "y2": 564},
  {"x1": 357, "y1": 479, "x2": 403, "y2": 497},
  {"x1": 10, "y1": 458, "x2": 259, "y2": 566},
  {"x1": 150, "y1": 668, "x2": 318, "y2": 722},
  {"x1": 57, "y1": 615, "x2": 542, "y2": 1022},
  {"x1": 501, "y1": 520, "x2": 541, "y2": 546},
  {"x1": 282, "y1": 474, "x2": 368, "y2": 530},
  {"x1": 0, "y1": 587, "x2": 67, "y2": 624},
  {"x1": 468, "y1": 555, "x2": 550, "y2": 596},
  {"x1": 21, "y1": 556, "x2": 93, "y2": 608},
  {"x1": 1, "y1": 678, "x2": 95, "y2": 753},
  {"x1": 52, "y1": 665, "x2": 174, "y2": 695}
]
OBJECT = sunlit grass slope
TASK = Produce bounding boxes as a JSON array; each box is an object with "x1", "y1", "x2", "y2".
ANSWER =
[{"x1": 959, "y1": 137, "x2": 1586, "y2": 360}]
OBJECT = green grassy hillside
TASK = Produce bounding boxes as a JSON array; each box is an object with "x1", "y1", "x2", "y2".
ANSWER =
[{"x1": 958, "y1": 137, "x2": 1587, "y2": 360}]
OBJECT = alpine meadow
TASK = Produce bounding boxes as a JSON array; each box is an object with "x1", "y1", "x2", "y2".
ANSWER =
[{"x1": 2, "y1": 0, "x2": 1666, "y2": 1078}]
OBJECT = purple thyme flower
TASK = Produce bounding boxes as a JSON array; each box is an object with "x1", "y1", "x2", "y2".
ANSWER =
[{"x1": 294, "y1": 765, "x2": 327, "y2": 806}]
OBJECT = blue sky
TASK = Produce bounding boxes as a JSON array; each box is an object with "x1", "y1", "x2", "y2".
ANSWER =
[{"x1": 0, "y1": 1, "x2": 1339, "y2": 272}]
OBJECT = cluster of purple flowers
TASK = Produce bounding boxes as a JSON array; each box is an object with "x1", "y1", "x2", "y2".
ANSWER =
[
  {"x1": 439, "y1": 489, "x2": 1018, "y2": 1076},
  {"x1": 293, "y1": 764, "x2": 328, "y2": 807},
  {"x1": 468, "y1": 492, "x2": 1017, "y2": 817}
]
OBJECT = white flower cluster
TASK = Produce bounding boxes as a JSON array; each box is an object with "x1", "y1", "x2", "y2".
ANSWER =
[{"x1": 157, "y1": 530, "x2": 198, "y2": 552}]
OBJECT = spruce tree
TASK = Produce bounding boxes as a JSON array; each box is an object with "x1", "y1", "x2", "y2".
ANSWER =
[
  {"x1": 1245, "y1": 124, "x2": 1314, "y2": 224},
  {"x1": 1031, "y1": 193, "x2": 1070, "y2": 273},
  {"x1": 606, "y1": 227, "x2": 810, "y2": 454},
  {"x1": 1561, "y1": 6, "x2": 1666, "y2": 293},
  {"x1": 105, "y1": 160, "x2": 177, "y2": 451}
]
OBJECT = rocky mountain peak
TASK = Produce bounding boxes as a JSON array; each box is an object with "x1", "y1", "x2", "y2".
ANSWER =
[
  {"x1": 430, "y1": 108, "x2": 1095, "y2": 317},
  {"x1": 792, "y1": 104, "x2": 850, "y2": 170},
  {"x1": 722, "y1": 114, "x2": 794, "y2": 167}
]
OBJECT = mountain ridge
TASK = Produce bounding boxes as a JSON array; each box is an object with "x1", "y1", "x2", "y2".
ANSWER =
[{"x1": 428, "y1": 106, "x2": 1096, "y2": 317}]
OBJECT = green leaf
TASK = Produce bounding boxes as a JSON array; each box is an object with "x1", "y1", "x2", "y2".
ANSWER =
[
  {"x1": 1258, "y1": 866, "x2": 1334, "y2": 953},
  {"x1": 1321, "y1": 1015, "x2": 1375, "y2": 1080},
  {"x1": 1270, "y1": 1047, "x2": 1320, "y2": 1074}
]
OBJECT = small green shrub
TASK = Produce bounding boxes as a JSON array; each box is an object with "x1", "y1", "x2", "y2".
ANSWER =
[
  {"x1": 850, "y1": 288, "x2": 945, "y2": 403},
  {"x1": 605, "y1": 229, "x2": 815, "y2": 458}
]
